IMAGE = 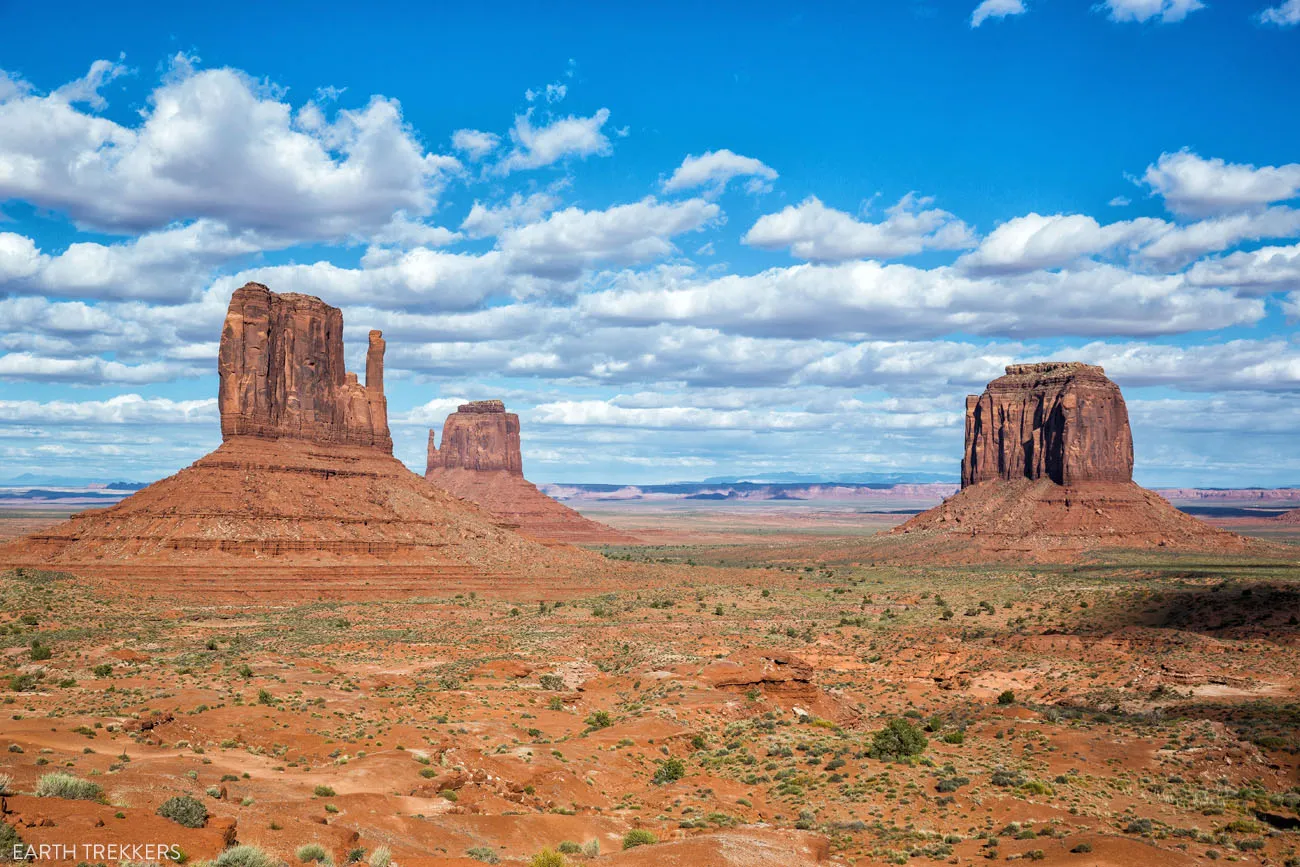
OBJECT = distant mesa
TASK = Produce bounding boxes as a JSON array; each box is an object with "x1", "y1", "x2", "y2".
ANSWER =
[
  {"x1": 425, "y1": 400, "x2": 635, "y2": 545},
  {"x1": 962, "y1": 362, "x2": 1133, "y2": 488},
  {"x1": 884, "y1": 362, "x2": 1257, "y2": 562},
  {"x1": 0, "y1": 283, "x2": 585, "y2": 596}
]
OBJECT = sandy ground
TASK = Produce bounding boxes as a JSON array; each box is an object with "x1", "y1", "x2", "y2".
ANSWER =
[{"x1": 0, "y1": 502, "x2": 1298, "y2": 866}]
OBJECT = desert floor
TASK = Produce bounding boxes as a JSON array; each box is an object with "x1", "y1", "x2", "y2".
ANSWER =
[{"x1": 0, "y1": 503, "x2": 1298, "y2": 866}]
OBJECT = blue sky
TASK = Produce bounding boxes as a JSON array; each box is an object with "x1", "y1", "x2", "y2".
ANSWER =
[{"x1": 1, "y1": 0, "x2": 1299, "y2": 487}]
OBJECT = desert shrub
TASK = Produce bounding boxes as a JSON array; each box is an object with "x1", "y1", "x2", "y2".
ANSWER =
[
  {"x1": 538, "y1": 674, "x2": 564, "y2": 691},
  {"x1": 157, "y1": 795, "x2": 208, "y2": 828},
  {"x1": 990, "y1": 770, "x2": 1025, "y2": 787},
  {"x1": 868, "y1": 718, "x2": 928, "y2": 761},
  {"x1": 652, "y1": 757, "x2": 686, "y2": 785},
  {"x1": 529, "y1": 849, "x2": 565, "y2": 867},
  {"x1": 1070, "y1": 843, "x2": 1092, "y2": 854},
  {"x1": 313, "y1": 785, "x2": 335, "y2": 797},
  {"x1": 215, "y1": 846, "x2": 276, "y2": 867},
  {"x1": 622, "y1": 829, "x2": 657, "y2": 849},
  {"x1": 368, "y1": 847, "x2": 391, "y2": 867},
  {"x1": 942, "y1": 729, "x2": 965, "y2": 744},
  {"x1": 1021, "y1": 780, "x2": 1054, "y2": 796},
  {"x1": 257, "y1": 689, "x2": 273, "y2": 705},
  {"x1": 0, "y1": 821, "x2": 23, "y2": 856},
  {"x1": 297, "y1": 843, "x2": 329, "y2": 863},
  {"x1": 35, "y1": 773, "x2": 102, "y2": 801},
  {"x1": 440, "y1": 789, "x2": 458, "y2": 802},
  {"x1": 465, "y1": 847, "x2": 500, "y2": 864},
  {"x1": 556, "y1": 841, "x2": 582, "y2": 854},
  {"x1": 92, "y1": 664, "x2": 113, "y2": 677},
  {"x1": 997, "y1": 690, "x2": 1016, "y2": 705},
  {"x1": 582, "y1": 840, "x2": 599, "y2": 857},
  {"x1": 936, "y1": 776, "x2": 969, "y2": 792},
  {"x1": 1125, "y1": 818, "x2": 1154, "y2": 835},
  {"x1": 345, "y1": 848, "x2": 366, "y2": 863},
  {"x1": 585, "y1": 711, "x2": 613, "y2": 729},
  {"x1": 8, "y1": 673, "x2": 41, "y2": 692},
  {"x1": 29, "y1": 641, "x2": 51, "y2": 661}
]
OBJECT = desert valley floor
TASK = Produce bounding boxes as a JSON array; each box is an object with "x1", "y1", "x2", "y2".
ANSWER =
[{"x1": 0, "y1": 501, "x2": 1297, "y2": 867}]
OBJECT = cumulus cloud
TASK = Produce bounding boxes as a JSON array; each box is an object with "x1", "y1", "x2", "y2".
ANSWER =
[
  {"x1": 0, "y1": 352, "x2": 199, "y2": 384},
  {"x1": 1258, "y1": 0, "x2": 1300, "y2": 25},
  {"x1": 1143, "y1": 150, "x2": 1300, "y2": 217},
  {"x1": 957, "y1": 212, "x2": 1166, "y2": 274},
  {"x1": 971, "y1": 0, "x2": 1028, "y2": 27},
  {"x1": 1101, "y1": 0, "x2": 1205, "y2": 23},
  {"x1": 0, "y1": 220, "x2": 273, "y2": 302},
  {"x1": 580, "y1": 260, "x2": 1261, "y2": 339},
  {"x1": 744, "y1": 195, "x2": 974, "y2": 262},
  {"x1": 493, "y1": 108, "x2": 612, "y2": 174},
  {"x1": 460, "y1": 191, "x2": 561, "y2": 238},
  {"x1": 451, "y1": 128, "x2": 500, "y2": 160},
  {"x1": 661, "y1": 149, "x2": 778, "y2": 196},
  {"x1": 495, "y1": 197, "x2": 721, "y2": 280},
  {"x1": 0, "y1": 58, "x2": 458, "y2": 237},
  {"x1": 0, "y1": 395, "x2": 217, "y2": 425},
  {"x1": 1183, "y1": 242, "x2": 1300, "y2": 294}
]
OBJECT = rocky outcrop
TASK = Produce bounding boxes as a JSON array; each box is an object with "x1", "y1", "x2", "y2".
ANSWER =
[
  {"x1": 427, "y1": 400, "x2": 523, "y2": 474},
  {"x1": 962, "y1": 362, "x2": 1133, "y2": 488},
  {"x1": 425, "y1": 400, "x2": 634, "y2": 545},
  {"x1": 218, "y1": 282, "x2": 391, "y2": 451},
  {"x1": 0, "y1": 284, "x2": 593, "y2": 591},
  {"x1": 882, "y1": 361, "x2": 1257, "y2": 562}
]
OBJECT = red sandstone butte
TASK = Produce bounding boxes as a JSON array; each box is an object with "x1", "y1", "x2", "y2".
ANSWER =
[
  {"x1": 885, "y1": 361, "x2": 1255, "y2": 562},
  {"x1": 219, "y1": 282, "x2": 391, "y2": 450},
  {"x1": 0, "y1": 285, "x2": 589, "y2": 595},
  {"x1": 426, "y1": 400, "x2": 634, "y2": 545},
  {"x1": 962, "y1": 362, "x2": 1133, "y2": 488}
]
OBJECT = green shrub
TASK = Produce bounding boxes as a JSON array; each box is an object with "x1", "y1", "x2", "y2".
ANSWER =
[
  {"x1": 35, "y1": 772, "x2": 103, "y2": 801},
  {"x1": 538, "y1": 674, "x2": 565, "y2": 690},
  {"x1": 0, "y1": 821, "x2": 23, "y2": 856},
  {"x1": 529, "y1": 849, "x2": 565, "y2": 867},
  {"x1": 296, "y1": 843, "x2": 329, "y2": 863},
  {"x1": 439, "y1": 789, "x2": 458, "y2": 802},
  {"x1": 214, "y1": 847, "x2": 276, "y2": 867},
  {"x1": 997, "y1": 690, "x2": 1016, "y2": 705},
  {"x1": 585, "y1": 711, "x2": 612, "y2": 729},
  {"x1": 157, "y1": 795, "x2": 208, "y2": 828},
  {"x1": 313, "y1": 785, "x2": 335, "y2": 797},
  {"x1": 652, "y1": 757, "x2": 686, "y2": 785},
  {"x1": 868, "y1": 718, "x2": 927, "y2": 761},
  {"x1": 368, "y1": 847, "x2": 391, "y2": 867},
  {"x1": 8, "y1": 673, "x2": 41, "y2": 692},
  {"x1": 465, "y1": 847, "x2": 500, "y2": 864},
  {"x1": 29, "y1": 642, "x2": 51, "y2": 661},
  {"x1": 622, "y1": 829, "x2": 657, "y2": 850},
  {"x1": 92, "y1": 664, "x2": 113, "y2": 677}
]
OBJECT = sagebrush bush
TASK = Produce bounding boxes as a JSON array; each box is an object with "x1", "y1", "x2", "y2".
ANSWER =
[
  {"x1": 35, "y1": 773, "x2": 103, "y2": 801},
  {"x1": 297, "y1": 843, "x2": 329, "y2": 863},
  {"x1": 528, "y1": 850, "x2": 565, "y2": 867},
  {"x1": 157, "y1": 795, "x2": 208, "y2": 828},
  {"x1": 868, "y1": 718, "x2": 928, "y2": 761},
  {"x1": 215, "y1": 846, "x2": 276, "y2": 867},
  {"x1": 465, "y1": 847, "x2": 500, "y2": 864},
  {"x1": 622, "y1": 829, "x2": 657, "y2": 849}
]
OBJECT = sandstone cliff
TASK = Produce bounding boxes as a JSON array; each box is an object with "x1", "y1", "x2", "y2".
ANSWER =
[
  {"x1": 426, "y1": 401, "x2": 634, "y2": 545},
  {"x1": 426, "y1": 400, "x2": 523, "y2": 474},
  {"x1": 219, "y1": 282, "x2": 391, "y2": 451},
  {"x1": 883, "y1": 361, "x2": 1255, "y2": 562},
  {"x1": 962, "y1": 362, "x2": 1133, "y2": 488},
  {"x1": 0, "y1": 284, "x2": 592, "y2": 593}
]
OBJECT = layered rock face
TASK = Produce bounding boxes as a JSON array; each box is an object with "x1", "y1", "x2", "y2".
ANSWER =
[
  {"x1": 425, "y1": 401, "x2": 633, "y2": 545},
  {"x1": 426, "y1": 400, "x2": 523, "y2": 474},
  {"x1": 0, "y1": 284, "x2": 590, "y2": 594},
  {"x1": 962, "y1": 362, "x2": 1133, "y2": 488},
  {"x1": 219, "y1": 283, "x2": 391, "y2": 451},
  {"x1": 883, "y1": 361, "x2": 1252, "y2": 562}
]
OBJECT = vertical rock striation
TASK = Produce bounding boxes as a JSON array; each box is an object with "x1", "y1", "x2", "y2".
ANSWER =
[
  {"x1": 961, "y1": 362, "x2": 1133, "y2": 489},
  {"x1": 218, "y1": 282, "x2": 392, "y2": 452},
  {"x1": 426, "y1": 400, "x2": 523, "y2": 474}
]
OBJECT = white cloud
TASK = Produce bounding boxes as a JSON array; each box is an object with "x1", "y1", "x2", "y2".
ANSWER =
[
  {"x1": 1081, "y1": 340, "x2": 1300, "y2": 392},
  {"x1": 460, "y1": 191, "x2": 561, "y2": 239},
  {"x1": 661, "y1": 149, "x2": 778, "y2": 196},
  {"x1": 957, "y1": 212, "x2": 1166, "y2": 274},
  {"x1": 1101, "y1": 0, "x2": 1206, "y2": 23},
  {"x1": 744, "y1": 195, "x2": 975, "y2": 262},
  {"x1": 0, "y1": 395, "x2": 217, "y2": 425},
  {"x1": 0, "y1": 58, "x2": 458, "y2": 237},
  {"x1": 971, "y1": 0, "x2": 1027, "y2": 27},
  {"x1": 495, "y1": 197, "x2": 720, "y2": 280},
  {"x1": 392, "y1": 397, "x2": 469, "y2": 426},
  {"x1": 51, "y1": 57, "x2": 129, "y2": 110},
  {"x1": 1137, "y1": 206, "x2": 1300, "y2": 265},
  {"x1": 1108, "y1": 196, "x2": 1131, "y2": 207},
  {"x1": 525, "y1": 82, "x2": 568, "y2": 104},
  {"x1": 494, "y1": 108, "x2": 612, "y2": 174},
  {"x1": 1143, "y1": 150, "x2": 1300, "y2": 217},
  {"x1": 0, "y1": 220, "x2": 272, "y2": 302},
  {"x1": 580, "y1": 260, "x2": 1262, "y2": 339},
  {"x1": 0, "y1": 352, "x2": 197, "y2": 384},
  {"x1": 1258, "y1": 0, "x2": 1300, "y2": 25},
  {"x1": 532, "y1": 399, "x2": 823, "y2": 431},
  {"x1": 451, "y1": 128, "x2": 500, "y2": 160},
  {"x1": 1184, "y1": 242, "x2": 1300, "y2": 295}
]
